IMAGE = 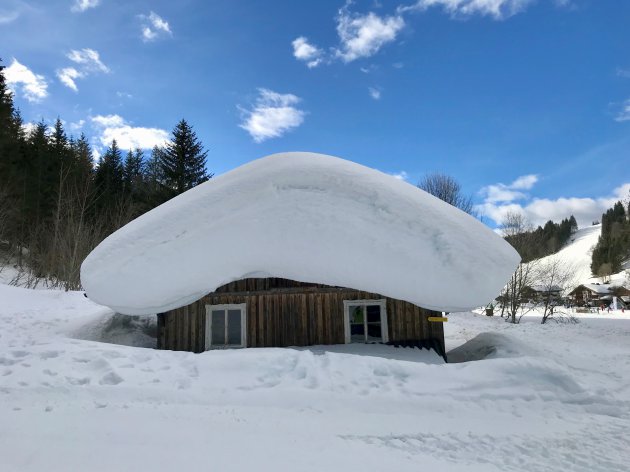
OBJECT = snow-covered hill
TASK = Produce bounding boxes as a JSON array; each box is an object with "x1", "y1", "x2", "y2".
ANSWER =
[
  {"x1": 532, "y1": 224, "x2": 628, "y2": 287},
  {"x1": 1, "y1": 283, "x2": 630, "y2": 472},
  {"x1": 534, "y1": 224, "x2": 601, "y2": 284}
]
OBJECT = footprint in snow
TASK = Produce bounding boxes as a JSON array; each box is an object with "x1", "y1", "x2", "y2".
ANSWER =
[
  {"x1": 39, "y1": 351, "x2": 62, "y2": 360},
  {"x1": 66, "y1": 376, "x2": 91, "y2": 386},
  {"x1": 99, "y1": 371, "x2": 124, "y2": 385},
  {"x1": 11, "y1": 350, "x2": 29, "y2": 358}
]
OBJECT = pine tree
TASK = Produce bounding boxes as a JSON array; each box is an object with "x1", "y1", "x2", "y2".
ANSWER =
[
  {"x1": 160, "y1": 119, "x2": 210, "y2": 196},
  {"x1": 94, "y1": 139, "x2": 124, "y2": 216},
  {"x1": 123, "y1": 148, "x2": 144, "y2": 193}
]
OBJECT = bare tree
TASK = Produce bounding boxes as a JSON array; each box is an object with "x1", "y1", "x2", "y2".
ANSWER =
[
  {"x1": 502, "y1": 261, "x2": 538, "y2": 324},
  {"x1": 534, "y1": 258, "x2": 576, "y2": 324},
  {"x1": 498, "y1": 211, "x2": 538, "y2": 323},
  {"x1": 417, "y1": 173, "x2": 474, "y2": 215}
]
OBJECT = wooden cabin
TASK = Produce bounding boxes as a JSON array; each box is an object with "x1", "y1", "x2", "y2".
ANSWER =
[
  {"x1": 568, "y1": 283, "x2": 630, "y2": 306},
  {"x1": 157, "y1": 277, "x2": 446, "y2": 359}
]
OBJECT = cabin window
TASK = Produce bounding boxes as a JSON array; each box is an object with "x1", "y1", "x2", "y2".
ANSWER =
[
  {"x1": 205, "y1": 303, "x2": 247, "y2": 349},
  {"x1": 343, "y1": 300, "x2": 388, "y2": 344}
]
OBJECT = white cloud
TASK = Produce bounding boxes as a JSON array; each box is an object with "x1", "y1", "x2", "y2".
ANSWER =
[
  {"x1": 476, "y1": 178, "x2": 630, "y2": 229},
  {"x1": 57, "y1": 49, "x2": 109, "y2": 91},
  {"x1": 510, "y1": 174, "x2": 538, "y2": 190},
  {"x1": 91, "y1": 114, "x2": 169, "y2": 150},
  {"x1": 21, "y1": 121, "x2": 37, "y2": 137},
  {"x1": 56, "y1": 67, "x2": 83, "y2": 92},
  {"x1": 335, "y1": 7, "x2": 405, "y2": 62},
  {"x1": 479, "y1": 174, "x2": 538, "y2": 203},
  {"x1": 292, "y1": 37, "x2": 324, "y2": 68},
  {"x1": 615, "y1": 99, "x2": 630, "y2": 122},
  {"x1": 4, "y1": 58, "x2": 48, "y2": 103},
  {"x1": 390, "y1": 170, "x2": 409, "y2": 180},
  {"x1": 91, "y1": 114, "x2": 125, "y2": 127},
  {"x1": 67, "y1": 48, "x2": 109, "y2": 73},
  {"x1": 71, "y1": 0, "x2": 100, "y2": 13},
  {"x1": 239, "y1": 88, "x2": 306, "y2": 143},
  {"x1": 69, "y1": 119, "x2": 85, "y2": 132},
  {"x1": 140, "y1": 11, "x2": 172, "y2": 42},
  {"x1": 401, "y1": 0, "x2": 536, "y2": 20},
  {"x1": 368, "y1": 86, "x2": 381, "y2": 100}
]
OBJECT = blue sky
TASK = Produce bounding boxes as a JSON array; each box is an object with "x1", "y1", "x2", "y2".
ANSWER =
[{"x1": 2, "y1": 0, "x2": 629, "y2": 228}]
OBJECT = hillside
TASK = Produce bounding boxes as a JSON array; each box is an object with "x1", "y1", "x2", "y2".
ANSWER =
[{"x1": 532, "y1": 224, "x2": 628, "y2": 287}]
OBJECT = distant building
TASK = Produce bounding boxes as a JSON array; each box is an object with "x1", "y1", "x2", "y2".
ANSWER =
[{"x1": 568, "y1": 283, "x2": 630, "y2": 306}]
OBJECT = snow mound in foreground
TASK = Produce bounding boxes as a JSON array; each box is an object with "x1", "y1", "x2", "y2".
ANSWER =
[{"x1": 81, "y1": 152, "x2": 520, "y2": 315}]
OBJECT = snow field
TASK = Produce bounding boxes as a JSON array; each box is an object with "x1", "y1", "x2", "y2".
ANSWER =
[{"x1": 1, "y1": 284, "x2": 630, "y2": 471}]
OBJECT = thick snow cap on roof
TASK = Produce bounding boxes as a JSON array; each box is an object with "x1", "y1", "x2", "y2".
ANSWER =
[{"x1": 81, "y1": 152, "x2": 520, "y2": 315}]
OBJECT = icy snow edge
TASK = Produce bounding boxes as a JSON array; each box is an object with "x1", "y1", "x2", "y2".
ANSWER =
[{"x1": 81, "y1": 152, "x2": 520, "y2": 315}]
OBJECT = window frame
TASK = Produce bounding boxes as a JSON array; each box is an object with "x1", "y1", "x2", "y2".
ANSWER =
[
  {"x1": 343, "y1": 299, "x2": 388, "y2": 344},
  {"x1": 205, "y1": 303, "x2": 247, "y2": 350}
]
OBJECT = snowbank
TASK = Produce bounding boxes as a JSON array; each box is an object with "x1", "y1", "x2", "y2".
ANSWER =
[
  {"x1": 82, "y1": 152, "x2": 520, "y2": 315},
  {"x1": 2, "y1": 284, "x2": 630, "y2": 471}
]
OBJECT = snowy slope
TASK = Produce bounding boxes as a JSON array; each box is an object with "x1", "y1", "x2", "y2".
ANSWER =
[
  {"x1": 2, "y1": 283, "x2": 630, "y2": 472},
  {"x1": 82, "y1": 152, "x2": 519, "y2": 315},
  {"x1": 534, "y1": 224, "x2": 600, "y2": 284},
  {"x1": 533, "y1": 224, "x2": 628, "y2": 286}
]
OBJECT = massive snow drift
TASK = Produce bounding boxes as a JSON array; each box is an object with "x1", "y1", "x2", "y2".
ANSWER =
[{"x1": 81, "y1": 152, "x2": 519, "y2": 315}]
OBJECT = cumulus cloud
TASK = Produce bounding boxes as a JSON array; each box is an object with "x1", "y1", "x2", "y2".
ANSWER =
[
  {"x1": 368, "y1": 86, "x2": 381, "y2": 100},
  {"x1": 239, "y1": 89, "x2": 306, "y2": 143},
  {"x1": 478, "y1": 174, "x2": 539, "y2": 203},
  {"x1": 71, "y1": 0, "x2": 100, "y2": 13},
  {"x1": 91, "y1": 114, "x2": 169, "y2": 150},
  {"x1": 335, "y1": 6, "x2": 405, "y2": 62},
  {"x1": 56, "y1": 67, "x2": 82, "y2": 92},
  {"x1": 21, "y1": 121, "x2": 37, "y2": 137},
  {"x1": 57, "y1": 48, "x2": 109, "y2": 92},
  {"x1": 140, "y1": 11, "x2": 172, "y2": 42},
  {"x1": 292, "y1": 37, "x2": 324, "y2": 68},
  {"x1": 615, "y1": 99, "x2": 630, "y2": 122},
  {"x1": 292, "y1": 0, "x2": 543, "y2": 68},
  {"x1": 4, "y1": 58, "x2": 48, "y2": 103},
  {"x1": 476, "y1": 176, "x2": 630, "y2": 229},
  {"x1": 401, "y1": 0, "x2": 536, "y2": 20}
]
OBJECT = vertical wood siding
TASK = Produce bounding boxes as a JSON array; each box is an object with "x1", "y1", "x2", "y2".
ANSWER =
[{"x1": 158, "y1": 279, "x2": 445, "y2": 355}]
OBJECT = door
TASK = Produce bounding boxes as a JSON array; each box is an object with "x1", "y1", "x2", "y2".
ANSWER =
[
  {"x1": 344, "y1": 300, "x2": 388, "y2": 343},
  {"x1": 205, "y1": 304, "x2": 247, "y2": 349}
]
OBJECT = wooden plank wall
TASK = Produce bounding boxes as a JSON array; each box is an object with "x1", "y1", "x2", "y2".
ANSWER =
[{"x1": 158, "y1": 286, "x2": 444, "y2": 353}]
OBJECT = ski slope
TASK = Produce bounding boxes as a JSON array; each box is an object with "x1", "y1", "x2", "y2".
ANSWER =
[{"x1": 534, "y1": 224, "x2": 628, "y2": 286}]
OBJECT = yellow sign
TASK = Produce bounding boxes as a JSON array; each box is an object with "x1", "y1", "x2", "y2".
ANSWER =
[{"x1": 428, "y1": 317, "x2": 448, "y2": 322}]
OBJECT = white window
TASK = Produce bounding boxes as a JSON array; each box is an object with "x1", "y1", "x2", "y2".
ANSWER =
[
  {"x1": 205, "y1": 304, "x2": 247, "y2": 349},
  {"x1": 343, "y1": 300, "x2": 388, "y2": 344}
]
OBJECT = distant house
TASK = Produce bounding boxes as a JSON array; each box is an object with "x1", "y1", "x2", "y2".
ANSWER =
[
  {"x1": 81, "y1": 152, "x2": 520, "y2": 359},
  {"x1": 568, "y1": 283, "x2": 630, "y2": 306},
  {"x1": 522, "y1": 284, "x2": 563, "y2": 304}
]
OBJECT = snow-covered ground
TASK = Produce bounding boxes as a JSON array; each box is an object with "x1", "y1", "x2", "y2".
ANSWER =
[{"x1": 1, "y1": 283, "x2": 629, "y2": 472}]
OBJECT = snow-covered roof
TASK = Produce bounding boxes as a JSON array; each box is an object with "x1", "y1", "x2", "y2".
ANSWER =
[
  {"x1": 582, "y1": 283, "x2": 615, "y2": 294},
  {"x1": 81, "y1": 152, "x2": 520, "y2": 315}
]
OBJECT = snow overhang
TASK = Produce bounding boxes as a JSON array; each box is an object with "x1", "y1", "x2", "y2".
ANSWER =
[{"x1": 81, "y1": 152, "x2": 520, "y2": 315}]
